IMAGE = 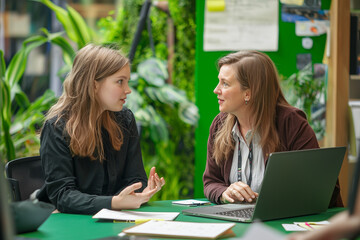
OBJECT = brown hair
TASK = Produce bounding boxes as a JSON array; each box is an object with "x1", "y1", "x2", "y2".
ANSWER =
[
  {"x1": 45, "y1": 43, "x2": 130, "y2": 161},
  {"x1": 212, "y1": 50, "x2": 290, "y2": 165}
]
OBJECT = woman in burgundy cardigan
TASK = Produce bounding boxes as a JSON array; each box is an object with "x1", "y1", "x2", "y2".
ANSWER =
[{"x1": 203, "y1": 50, "x2": 343, "y2": 207}]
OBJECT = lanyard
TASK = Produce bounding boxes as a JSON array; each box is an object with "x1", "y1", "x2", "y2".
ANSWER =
[{"x1": 237, "y1": 138, "x2": 253, "y2": 187}]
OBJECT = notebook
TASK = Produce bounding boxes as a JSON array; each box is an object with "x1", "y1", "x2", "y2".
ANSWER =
[{"x1": 183, "y1": 147, "x2": 346, "y2": 223}]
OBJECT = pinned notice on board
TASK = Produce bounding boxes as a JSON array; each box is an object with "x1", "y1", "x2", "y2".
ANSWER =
[
  {"x1": 206, "y1": 0, "x2": 225, "y2": 12},
  {"x1": 203, "y1": 0, "x2": 279, "y2": 52},
  {"x1": 280, "y1": 0, "x2": 304, "y2": 5}
]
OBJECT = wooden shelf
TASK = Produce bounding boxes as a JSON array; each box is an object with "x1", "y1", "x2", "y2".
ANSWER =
[{"x1": 69, "y1": 3, "x2": 115, "y2": 19}]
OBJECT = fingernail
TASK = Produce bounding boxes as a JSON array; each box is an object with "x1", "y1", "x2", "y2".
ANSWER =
[
  {"x1": 252, "y1": 195, "x2": 255, "y2": 198},
  {"x1": 240, "y1": 198, "x2": 244, "y2": 201},
  {"x1": 248, "y1": 198, "x2": 252, "y2": 202}
]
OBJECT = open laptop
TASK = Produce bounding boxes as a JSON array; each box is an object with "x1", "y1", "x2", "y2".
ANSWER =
[{"x1": 183, "y1": 147, "x2": 346, "y2": 222}]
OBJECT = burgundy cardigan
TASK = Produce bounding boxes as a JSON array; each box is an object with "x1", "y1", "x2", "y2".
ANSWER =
[{"x1": 203, "y1": 105, "x2": 343, "y2": 207}]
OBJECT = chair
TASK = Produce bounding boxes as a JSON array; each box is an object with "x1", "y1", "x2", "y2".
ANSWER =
[{"x1": 5, "y1": 156, "x2": 44, "y2": 201}]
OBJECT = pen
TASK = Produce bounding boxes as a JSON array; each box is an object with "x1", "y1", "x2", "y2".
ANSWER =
[
  {"x1": 304, "y1": 222, "x2": 314, "y2": 229},
  {"x1": 113, "y1": 219, "x2": 164, "y2": 224},
  {"x1": 189, "y1": 202, "x2": 211, "y2": 206}
]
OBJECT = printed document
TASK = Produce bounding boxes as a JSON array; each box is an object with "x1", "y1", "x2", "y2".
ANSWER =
[
  {"x1": 92, "y1": 209, "x2": 179, "y2": 221},
  {"x1": 122, "y1": 220, "x2": 235, "y2": 239}
]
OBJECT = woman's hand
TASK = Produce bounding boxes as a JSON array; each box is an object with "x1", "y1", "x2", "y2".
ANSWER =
[
  {"x1": 221, "y1": 182, "x2": 258, "y2": 203},
  {"x1": 111, "y1": 167, "x2": 165, "y2": 210},
  {"x1": 111, "y1": 182, "x2": 157, "y2": 210},
  {"x1": 143, "y1": 166, "x2": 165, "y2": 196}
]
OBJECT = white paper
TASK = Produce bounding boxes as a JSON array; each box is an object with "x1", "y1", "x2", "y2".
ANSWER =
[
  {"x1": 293, "y1": 221, "x2": 330, "y2": 225},
  {"x1": 282, "y1": 224, "x2": 308, "y2": 231},
  {"x1": 203, "y1": 0, "x2": 279, "y2": 51},
  {"x1": 123, "y1": 220, "x2": 235, "y2": 239},
  {"x1": 284, "y1": 221, "x2": 330, "y2": 231},
  {"x1": 172, "y1": 199, "x2": 210, "y2": 205},
  {"x1": 92, "y1": 209, "x2": 179, "y2": 221}
]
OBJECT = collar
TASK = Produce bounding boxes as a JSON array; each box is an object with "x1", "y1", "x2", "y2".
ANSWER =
[{"x1": 231, "y1": 122, "x2": 253, "y2": 145}]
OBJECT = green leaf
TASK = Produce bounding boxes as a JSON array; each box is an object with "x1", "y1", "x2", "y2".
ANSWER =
[
  {"x1": 6, "y1": 35, "x2": 47, "y2": 93},
  {"x1": 125, "y1": 87, "x2": 144, "y2": 113},
  {"x1": 129, "y1": 73, "x2": 139, "y2": 87},
  {"x1": 160, "y1": 85, "x2": 187, "y2": 103},
  {"x1": 14, "y1": 91, "x2": 31, "y2": 111},
  {"x1": 137, "y1": 58, "x2": 168, "y2": 86},
  {"x1": 67, "y1": 5, "x2": 93, "y2": 48},
  {"x1": 0, "y1": 50, "x2": 5, "y2": 79},
  {"x1": 41, "y1": 28, "x2": 76, "y2": 66},
  {"x1": 134, "y1": 108, "x2": 152, "y2": 126},
  {"x1": 144, "y1": 87, "x2": 166, "y2": 104},
  {"x1": 0, "y1": 80, "x2": 15, "y2": 161},
  {"x1": 178, "y1": 101, "x2": 199, "y2": 126},
  {"x1": 36, "y1": 0, "x2": 79, "y2": 45},
  {"x1": 146, "y1": 106, "x2": 168, "y2": 142}
]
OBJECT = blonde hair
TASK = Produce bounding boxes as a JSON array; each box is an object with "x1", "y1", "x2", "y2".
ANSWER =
[
  {"x1": 45, "y1": 43, "x2": 130, "y2": 161},
  {"x1": 213, "y1": 50, "x2": 290, "y2": 165}
]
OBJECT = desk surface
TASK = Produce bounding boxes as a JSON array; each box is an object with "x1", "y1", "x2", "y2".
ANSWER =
[{"x1": 19, "y1": 200, "x2": 344, "y2": 240}]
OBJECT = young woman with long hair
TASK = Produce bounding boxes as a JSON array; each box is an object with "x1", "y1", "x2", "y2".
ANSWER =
[
  {"x1": 203, "y1": 50, "x2": 342, "y2": 207},
  {"x1": 37, "y1": 44, "x2": 165, "y2": 214}
]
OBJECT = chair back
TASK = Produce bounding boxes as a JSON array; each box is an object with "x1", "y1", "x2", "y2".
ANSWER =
[{"x1": 5, "y1": 156, "x2": 44, "y2": 201}]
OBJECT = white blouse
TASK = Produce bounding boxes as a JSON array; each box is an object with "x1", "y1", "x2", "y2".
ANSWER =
[{"x1": 229, "y1": 123, "x2": 265, "y2": 193}]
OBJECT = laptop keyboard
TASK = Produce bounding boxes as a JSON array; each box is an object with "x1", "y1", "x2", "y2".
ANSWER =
[{"x1": 214, "y1": 208, "x2": 254, "y2": 219}]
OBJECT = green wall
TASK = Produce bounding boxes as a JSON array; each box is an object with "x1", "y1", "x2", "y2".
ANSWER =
[{"x1": 194, "y1": 0, "x2": 331, "y2": 197}]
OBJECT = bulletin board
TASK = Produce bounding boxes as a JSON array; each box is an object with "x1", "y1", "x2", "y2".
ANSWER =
[{"x1": 194, "y1": 0, "x2": 331, "y2": 197}]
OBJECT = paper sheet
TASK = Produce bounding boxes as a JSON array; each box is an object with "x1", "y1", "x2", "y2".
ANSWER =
[
  {"x1": 283, "y1": 221, "x2": 330, "y2": 231},
  {"x1": 123, "y1": 220, "x2": 235, "y2": 239},
  {"x1": 92, "y1": 209, "x2": 179, "y2": 221},
  {"x1": 282, "y1": 224, "x2": 308, "y2": 231},
  {"x1": 203, "y1": 0, "x2": 279, "y2": 51}
]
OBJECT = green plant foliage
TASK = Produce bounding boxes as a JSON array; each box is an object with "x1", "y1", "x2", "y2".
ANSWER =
[
  {"x1": 97, "y1": 0, "x2": 168, "y2": 67},
  {"x1": 126, "y1": 58, "x2": 198, "y2": 143},
  {"x1": 34, "y1": 0, "x2": 94, "y2": 49},
  {"x1": 281, "y1": 63, "x2": 326, "y2": 139},
  {"x1": 168, "y1": 0, "x2": 196, "y2": 101},
  {"x1": 125, "y1": 57, "x2": 198, "y2": 200},
  {"x1": 0, "y1": 37, "x2": 58, "y2": 162}
]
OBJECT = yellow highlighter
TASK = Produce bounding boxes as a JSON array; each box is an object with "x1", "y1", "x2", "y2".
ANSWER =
[{"x1": 134, "y1": 219, "x2": 164, "y2": 224}]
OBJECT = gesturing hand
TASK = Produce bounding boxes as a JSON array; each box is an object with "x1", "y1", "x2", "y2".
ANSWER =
[
  {"x1": 221, "y1": 182, "x2": 258, "y2": 203},
  {"x1": 143, "y1": 166, "x2": 165, "y2": 197},
  {"x1": 111, "y1": 182, "x2": 156, "y2": 210},
  {"x1": 111, "y1": 167, "x2": 165, "y2": 210}
]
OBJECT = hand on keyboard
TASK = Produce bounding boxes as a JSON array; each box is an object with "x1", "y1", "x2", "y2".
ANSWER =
[{"x1": 221, "y1": 182, "x2": 258, "y2": 204}]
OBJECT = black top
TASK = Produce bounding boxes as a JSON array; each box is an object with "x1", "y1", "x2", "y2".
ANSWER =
[{"x1": 37, "y1": 108, "x2": 147, "y2": 215}]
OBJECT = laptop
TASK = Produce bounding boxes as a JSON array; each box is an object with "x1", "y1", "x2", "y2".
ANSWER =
[{"x1": 183, "y1": 147, "x2": 346, "y2": 222}]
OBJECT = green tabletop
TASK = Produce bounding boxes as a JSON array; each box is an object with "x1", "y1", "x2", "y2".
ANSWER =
[{"x1": 19, "y1": 200, "x2": 345, "y2": 240}]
